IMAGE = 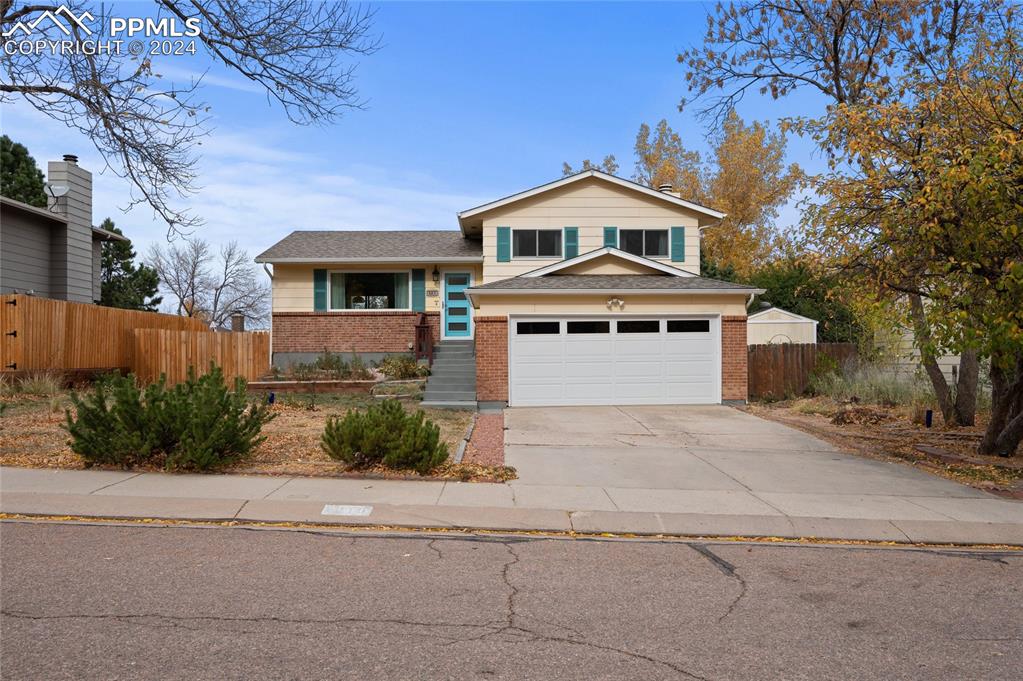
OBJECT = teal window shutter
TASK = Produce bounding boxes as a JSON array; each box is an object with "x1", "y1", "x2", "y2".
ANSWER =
[
  {"x1": 313, "y1": 269, "x2": 327, "y2": 311},
  {"x1": 496, "y1": 226, "x2": 511, "y2": 262},
  {"x1": 411, "y1": 268, "x2": 426, "y2": 312},
  {"x1": 603, "y1": 226, "x2": 617, "y2": 248},
  {"x1": 563, "y1": 227, "x2": 578, "y2": 259},
  {"x1": 670, "y1": 226, "x2": 686, "y2": 262}
]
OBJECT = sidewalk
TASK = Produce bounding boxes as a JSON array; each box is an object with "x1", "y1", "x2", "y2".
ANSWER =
[{"x1": 2, "y1": 466, "x2": 1022, "y2": 545}]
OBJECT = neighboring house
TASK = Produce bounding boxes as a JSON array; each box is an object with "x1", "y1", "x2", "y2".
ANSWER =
[
  {"x1": 256, "y1": 170, "x2": 763, "y2": 406},
  {"x1": 747, "y1": 307, "x2": 818, "y2": 345},
  {"x1": 0, "y1": 155, "x2": 125, "y2": 303},
  {"x1": 875, "y1": 326, "x2": 961, "y2": 382}
]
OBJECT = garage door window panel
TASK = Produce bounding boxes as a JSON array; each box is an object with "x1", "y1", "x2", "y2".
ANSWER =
[
  {"x1": 668, "y1": 320, "x2": 710, "y2": 333},
  {"x1": 517, "y1": 321, "x2": 561, "y2": 334},
  {"x1": 567, "y1": 321, "x2": 610, "y2": 334},
  {"x1": 617, "y1": 320, "x2": 661, "y2": 333}
]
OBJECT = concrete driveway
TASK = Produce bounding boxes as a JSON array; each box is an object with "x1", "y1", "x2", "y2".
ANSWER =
[{"x1": 503, "y1": 406, "x2": 1023, "y2": 525}]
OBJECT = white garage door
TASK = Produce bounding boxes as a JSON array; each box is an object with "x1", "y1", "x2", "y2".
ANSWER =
[{"x1": 508, "y1": 316, "x2": 721, "y2": 407}]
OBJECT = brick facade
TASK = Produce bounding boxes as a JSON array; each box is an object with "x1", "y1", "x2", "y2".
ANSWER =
[
  {"x1": 474, "y1": 316, "x2": 508, "y2": 402},
  {"x1": 721, "y1": 315, "x2": 749, "y2": 402},
  {"x1": 272, "y1": 311, "x2": 439, "y2": 354}
]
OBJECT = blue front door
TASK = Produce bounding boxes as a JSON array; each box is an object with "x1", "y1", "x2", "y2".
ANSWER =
[{"x1": 443, "y1": 272, "x2": 472, "y2": 338}]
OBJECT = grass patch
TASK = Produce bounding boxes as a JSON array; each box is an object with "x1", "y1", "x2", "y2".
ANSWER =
[{"x1": 810, "y1": 362, "x2": 935, "y2": 408}]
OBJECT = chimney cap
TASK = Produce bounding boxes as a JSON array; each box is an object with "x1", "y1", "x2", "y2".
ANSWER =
[
  {"x1": 657, "y1": 183, "x2": 673, "y2": 192},
  {"x1": 62, "y1": 154, "x2": 78, "y2": 164}
]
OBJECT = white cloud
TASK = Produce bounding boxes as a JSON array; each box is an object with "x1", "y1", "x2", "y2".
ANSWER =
[{"x1": 1, "y1": 100, "x2": 487, "y2": 259}]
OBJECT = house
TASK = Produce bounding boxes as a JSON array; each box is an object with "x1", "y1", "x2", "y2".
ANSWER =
[
  {"x1": 747, "y1": 307, "x2": 818, "y2": 345},
  {"x1": 0, "y1": 155, "x2": 126, "y2": 303},
  {"x1": 256, "y1": 170, "x2": 764, "y2": 407}
]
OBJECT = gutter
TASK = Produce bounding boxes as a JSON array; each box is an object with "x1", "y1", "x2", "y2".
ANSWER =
[
  {"x1": 254, "y1": 256, "x2": 484, "y2": 264},
  {"x1": 465, "y1": 287, "x2": 766, "y2": 304}
]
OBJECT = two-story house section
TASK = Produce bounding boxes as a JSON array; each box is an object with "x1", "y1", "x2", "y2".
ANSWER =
[{"x1": 256, "y1": 170, "x2": 763, "y2": 407}]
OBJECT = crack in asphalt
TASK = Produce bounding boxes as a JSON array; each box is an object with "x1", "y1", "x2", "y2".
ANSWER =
[
  {"x1": 426, "y1": 538, "x2": 445, "y2": 560},
  {"x1": 436, "y1": 541, "x2": 710, "y2": 680},
  {"x1": 691, "y1": 544, "x2": 748, "y2": 624}
]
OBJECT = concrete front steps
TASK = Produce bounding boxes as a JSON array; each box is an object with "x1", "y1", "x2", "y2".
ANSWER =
[{"x1": 421, "y1": 340, "x2": 477, "y2": 409}]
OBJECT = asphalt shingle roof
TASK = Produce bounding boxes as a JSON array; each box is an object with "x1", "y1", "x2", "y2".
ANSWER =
[
  {"x1": 255, "y1": 230, "x2": 482, "y2": 262},
  {"x1": 469, "y1": 274, "x2": 759, "y2": 291}
]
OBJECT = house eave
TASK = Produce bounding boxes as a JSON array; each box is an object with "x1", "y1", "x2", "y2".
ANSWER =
[
  {"x1": 465, "y1": 287, "x2": 766, "y2": 304},
  {"x1": 457, "y1": 169, "x2": 726, "y2": 232},
  {"x1": 254, "y1": 256, "x2": 485, "y2": 264},
  {"x1": 519, "y1": 247, "x2": 696, "y2": 278}
]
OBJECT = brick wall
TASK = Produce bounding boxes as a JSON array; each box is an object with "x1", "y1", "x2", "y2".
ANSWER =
[
  {"x1": 272, "y1": 311, "x2": 439, "y2": 354},
  {"x1": 721, "y1": 315, "x2": 748, "y2": 402},
  {"x1": 474, "y1": 316, "x2": 508, "y2": 402}
]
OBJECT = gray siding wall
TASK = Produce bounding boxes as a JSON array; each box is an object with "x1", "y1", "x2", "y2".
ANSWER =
[
  {"x1": 93, "y1": 238, "x2": 102, "y2": 301},
  {"x1": 47, "y1": 160, "x2": 95, "y2": 303},
  {"x1": 0, "y1": 210, "x2": 53, "y2": 297}
]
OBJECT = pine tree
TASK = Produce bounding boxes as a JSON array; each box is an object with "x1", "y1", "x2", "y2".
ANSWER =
[
  {"x1": 0, "y1": 135, "x2": 47, "y2": 207},
  {"x1": 99, "y1": 218, "x2": 162, "y2": 311}
]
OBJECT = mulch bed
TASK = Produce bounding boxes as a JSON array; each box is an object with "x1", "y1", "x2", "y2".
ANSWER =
[{"x1": 462, "y1": 412, "x2": 506, "y2": 467}]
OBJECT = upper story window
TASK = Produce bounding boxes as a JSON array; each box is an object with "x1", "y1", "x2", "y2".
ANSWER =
[
  {"x1": 513, "y1": 229, "x2": 562, "y2": 258},
  {"x1": 619, "y1": 229, "x2": 668, "y2": 258},
  {"x1": 330, "y1": 271, "x2": 410, "y2": 310}
]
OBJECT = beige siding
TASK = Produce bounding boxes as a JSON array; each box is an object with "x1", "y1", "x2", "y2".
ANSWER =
[
  {"x1": 476, "y1": 293, "x2": 748, "y2": 316},
  {"x1": 272, "y1": 262, "x2": 483, "y2": 313},
  {"x1": 556, "y1": 254, "x2": 667, "y2": 275},
  {"x1": 479, "y1": 178, "x2": 703, "y2": 283},
  {"x1": 747, "y1": 321, "x2": 816, "y2": 344},
  {"x1": 875, "y1": 327, "x2": 961, "y2": 381}
]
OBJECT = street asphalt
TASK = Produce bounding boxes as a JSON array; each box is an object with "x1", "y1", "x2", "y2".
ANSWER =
[{"x1": 1, "y1": 520, "x2": 1020, "y2": 680}]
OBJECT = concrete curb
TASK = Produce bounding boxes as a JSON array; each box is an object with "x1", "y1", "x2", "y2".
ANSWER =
[
  {"x1": 3, "y1": 492, "x2": 1021, "y2": 546},
  {"x1": 453, "y1": 411, "x2": 478, "y2": 464}
]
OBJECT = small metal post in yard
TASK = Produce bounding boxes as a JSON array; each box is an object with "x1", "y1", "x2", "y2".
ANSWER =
[{"x1": 925, "y1": 409, "x2": 933, "y2": 428}]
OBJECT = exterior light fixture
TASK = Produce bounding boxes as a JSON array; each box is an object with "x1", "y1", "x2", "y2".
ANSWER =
[{"x1": 432, "y1": 266, "x2": 440, "y2": 283}]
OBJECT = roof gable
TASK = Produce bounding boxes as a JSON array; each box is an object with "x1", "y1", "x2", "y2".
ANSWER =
[
  {"x1": 457, "y1": 170, "x2": 725, "y2": 233},
  {"x1": 520, "y1": 247, "x2": 696, "y2": 278},
  {"x1": 748, "y1": 307, "x2": 818, "y2": 323}
]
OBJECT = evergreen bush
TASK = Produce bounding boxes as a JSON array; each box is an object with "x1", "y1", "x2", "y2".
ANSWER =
[
  {"x1": 65, "y1": 364, "x2": 274, "y2": 471},
  {"x1": 321, "y1": 399, "x2": 449, "y2": 473}
]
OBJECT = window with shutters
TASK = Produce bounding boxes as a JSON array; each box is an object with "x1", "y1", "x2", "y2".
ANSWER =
[{"x1": 329, "y1": 272, "x2": 411, "y2": 310}]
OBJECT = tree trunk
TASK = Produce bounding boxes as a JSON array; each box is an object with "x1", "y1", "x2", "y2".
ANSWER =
[
  {"x1": 953, "y1": 349, "x2": 979, "y2": 426},
  {"x1": 979, "y1": 349, "x2": 1023, "y2": 457},
  {"x1": 909, "y1": 294, "x2": 957, "y2": 424}
]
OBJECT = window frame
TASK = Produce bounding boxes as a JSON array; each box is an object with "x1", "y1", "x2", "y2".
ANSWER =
[
  {"x1": 327, "y1": 269, "x2": 413, "y2": 312},
  {"x1": 512, "y1": 228, "x2": 563, "y2": 259},
  {"x1": 617, "y1": 229, "x2": 669, "y2": 258}
]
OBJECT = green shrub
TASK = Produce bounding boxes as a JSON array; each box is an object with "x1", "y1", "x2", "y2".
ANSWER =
[
  {"x1": 377, "y1": 354, "x2": 429, "y2": 380},
  {"x1": 321, "y1": 399, "x2": 448, "y2": 473},
  {"x1": 315, "y1": 348, "x2": 349, "y2": 378},
  {"x1": 65, "y1": 364, "x2": 274, "y2": 471},
  {"x1": 348, "y1": 350, "x2": 373, "y2": 380}
]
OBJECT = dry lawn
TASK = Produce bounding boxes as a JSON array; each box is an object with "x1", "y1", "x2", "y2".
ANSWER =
[
  {"x1": 749, "y1": 396, "x2": 1023, "y2": 495},
  {"x1": 0, "y1": 391, "x2": 511, "y2": 481}
]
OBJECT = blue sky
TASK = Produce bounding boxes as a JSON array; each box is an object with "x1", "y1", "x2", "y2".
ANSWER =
[{"x1": 2, "y1": 1, "x2": 824, "y2": 257}]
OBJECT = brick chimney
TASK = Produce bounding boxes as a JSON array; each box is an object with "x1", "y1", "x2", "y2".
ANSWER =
[
  {"x1": 47, "y1": 155, "x2": 95, "y2": 303},
  {"x1": 231, "y1": 313, "x2": 246, "y2": 332}
]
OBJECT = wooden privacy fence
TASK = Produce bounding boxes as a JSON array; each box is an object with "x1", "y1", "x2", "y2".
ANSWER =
[
  {"x1": 748, "y1": 343, "x2": 858, "y2": 400},
  {"x1": 1, "y1": 294, "x2": 205, "y2": 372},
  {"x1": 132, "y1": 329, "x2": 270, "y2": 384},
  {"x1": 1, "y1": 294, "x2": 269, "y2": 385}
]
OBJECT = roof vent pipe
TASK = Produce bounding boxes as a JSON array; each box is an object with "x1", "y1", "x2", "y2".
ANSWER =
[{"x1": 657, "y1": 183, "x2": 673, "y2": 193}]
